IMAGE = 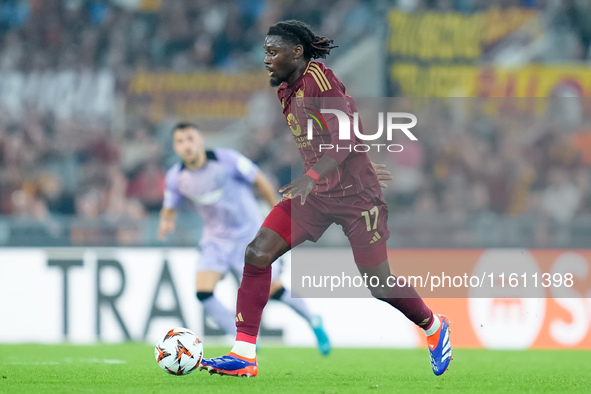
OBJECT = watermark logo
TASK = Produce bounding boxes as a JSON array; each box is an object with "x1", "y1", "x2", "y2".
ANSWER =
[
  {"x1": 304, "y1": 108, "x2": 418, "y2": 153},
  {"x1": 303, "y1": 107, "x2": 328, "y2": 132}
]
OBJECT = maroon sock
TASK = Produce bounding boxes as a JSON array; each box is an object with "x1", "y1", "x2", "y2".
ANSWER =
[
  {"x1": 235, "y1": 263, "x2": 272, "y2": 337},
  {"x1": 378, "y1": 276, "x2": 434, "y2": 328}
]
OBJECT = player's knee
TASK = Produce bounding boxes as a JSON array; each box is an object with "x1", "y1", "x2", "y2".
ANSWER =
[{"x1": 245, "y1": 240, "x2": 275, "y2": 268}]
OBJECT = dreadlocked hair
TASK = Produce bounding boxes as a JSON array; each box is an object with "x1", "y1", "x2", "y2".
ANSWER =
[{"x1": 267, "y1": 20, "x2": 337, "y2": 60}]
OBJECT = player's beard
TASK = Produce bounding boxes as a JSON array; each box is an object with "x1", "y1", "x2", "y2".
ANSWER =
[{"x1": 269, "y1": 75, "x2": 283, "y2": 87}]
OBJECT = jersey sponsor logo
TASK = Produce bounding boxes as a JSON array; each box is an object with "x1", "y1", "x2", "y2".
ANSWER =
[
  {"x1": 287, "y1": 113, "x2": 302, "y2": 137},
  {"x1": 295, "y1": 137, "x2": 312, "y2": 149},
  {"x1": 286, "y1": 112, "x2": 311, "y2": 148},
  {"x1": 236, "y1": 156, "x2": 254, "y2": 178},
  {"x1": 186, "y1": 189, "x2": 224, "y2": 205}
]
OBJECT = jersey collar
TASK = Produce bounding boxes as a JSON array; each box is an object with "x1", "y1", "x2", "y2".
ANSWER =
[{"x1": 283, "y1": 61, "x2": 312, "y2": 90}]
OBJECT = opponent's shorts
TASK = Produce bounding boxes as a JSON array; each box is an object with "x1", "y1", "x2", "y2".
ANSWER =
[
  {"x1": 197, "y1": 234, "x2": 281, "y2": 281},
  {"x1": 262, "y1": 187, "x2": 390, "y2": 266}
]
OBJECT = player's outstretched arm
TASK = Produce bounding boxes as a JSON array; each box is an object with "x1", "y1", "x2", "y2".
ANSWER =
[
  {"x1": 254, "y1": 171, "x2": 279, "y2": 207},
  {"x1": 371, "y1": 162, "x2": 393, "y2": 188},
  {"x1": 158, "y1": 207, "x2": 177, "y2": 241}
]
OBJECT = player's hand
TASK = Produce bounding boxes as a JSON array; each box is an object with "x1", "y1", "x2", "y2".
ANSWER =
[
  {"x1": 371, "y1": 162, "x2": 393, "y2": 189},
  {"x1": 157, "y1": 220, "x2": 175, "y2": 241},
  {"x1": 279, "y1": 175, "x2": 315, "y2": 205}
]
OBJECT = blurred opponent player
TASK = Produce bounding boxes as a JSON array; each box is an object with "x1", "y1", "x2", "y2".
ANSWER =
[
  {"x1": 158, "y1": 122, "x2": 331, "y2": 355},
  {"x1": 200, "y1": 20, "x2": 452, "y2": 377}
]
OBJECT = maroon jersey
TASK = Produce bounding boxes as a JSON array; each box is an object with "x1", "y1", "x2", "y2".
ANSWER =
[{"x1": 277, "y1": 61, "x2": 380, "y2": 197}]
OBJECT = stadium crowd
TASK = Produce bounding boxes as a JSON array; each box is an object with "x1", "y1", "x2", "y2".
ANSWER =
[
  {"x1": 1, "y1": 0, "x2": 591, "y2": 247},
  {"x1": 0, "y1": 0, "x2": 379, "y2": 73},
  {"x1": 4, "y1": 0, "x2": 591, "y2": 73}
]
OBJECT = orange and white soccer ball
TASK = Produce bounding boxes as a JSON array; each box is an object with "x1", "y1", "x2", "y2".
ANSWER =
[{"x1": 155, "y1": 327, "x2": 203, "y2": 375}]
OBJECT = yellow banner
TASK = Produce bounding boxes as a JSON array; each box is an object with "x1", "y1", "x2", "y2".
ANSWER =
[
  {"x1": 126, "y1": 71, "x2": 270, "y2": 122},
  {"x1": 391, "y1": 63, "x2": 591, "y2": 97},
  {"x1": 391, "y1": 63, "x2": 478, "y2": 97},
  {"x1": 387, "y1": 7, "x2": 539, "y2": 61},
  {"x1": 139, "y1": 0, "x2": 162, "y2": 12}
]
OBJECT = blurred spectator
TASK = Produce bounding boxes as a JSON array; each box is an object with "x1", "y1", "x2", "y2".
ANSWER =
[
  {"x1": 126, "y1": 161, "x2": 166, "y2": 212},
  {"x1": 70, "y1": 187, "x2": 117, "y2": 245},
  {"x1": 120, "y1": 124, "x2": 162, "y2": 175},
  {"x1": 37, "y1": 172, "x2": 75, "y2": 215},
  {"x1": 7, "y1": 180, "x2": 63, "y2": 245},
  {"x1": 116, "y1": 197, "x2": 147, "y2": 245},
  {"x1": 540, "y1": 166, "x2": 582, "y2": 223}
]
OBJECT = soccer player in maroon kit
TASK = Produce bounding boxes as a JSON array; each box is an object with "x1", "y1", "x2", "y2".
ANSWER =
[{"x1": 200, "y1": 20, "x2": 452, "y2": 377}]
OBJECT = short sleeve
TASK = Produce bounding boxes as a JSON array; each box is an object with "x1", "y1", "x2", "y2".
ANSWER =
[
  {"x1": 215, "y1": 148, "x2": 259, "y2": 184},
  {"x1": 162, "y1": 165, "x2": 183, "y2": 209}
]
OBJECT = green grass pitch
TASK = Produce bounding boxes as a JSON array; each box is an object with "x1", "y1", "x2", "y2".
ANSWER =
[{"x1": 0, "y1": 344, "x2": 589, "y2": 393}]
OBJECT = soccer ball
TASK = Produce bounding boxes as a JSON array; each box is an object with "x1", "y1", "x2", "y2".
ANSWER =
[{"x1": 155, "y1": 327, "x2": 203, "y2": 375}]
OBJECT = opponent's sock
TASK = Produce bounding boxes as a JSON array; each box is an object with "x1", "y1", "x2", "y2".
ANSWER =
[
  {"x1": 378, "y1": 276, "x2": 434, "y2": 328},
  {"x1": 230, "y1": 332, "x2": 257, "y2": 360},
  {"x1": 231, "y1": 264, "x2": 272, "y2": 358},
  {"x1": 197, "y1": 292, "x2": 236, "y2": 336},
  {"x1": 271, "y1": 287, "x2": 315, "y2": 323}
]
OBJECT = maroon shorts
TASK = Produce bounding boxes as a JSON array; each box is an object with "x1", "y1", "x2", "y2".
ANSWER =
[{"x1": 262, "y1": 187, "x2": 390, "y2": 266}]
